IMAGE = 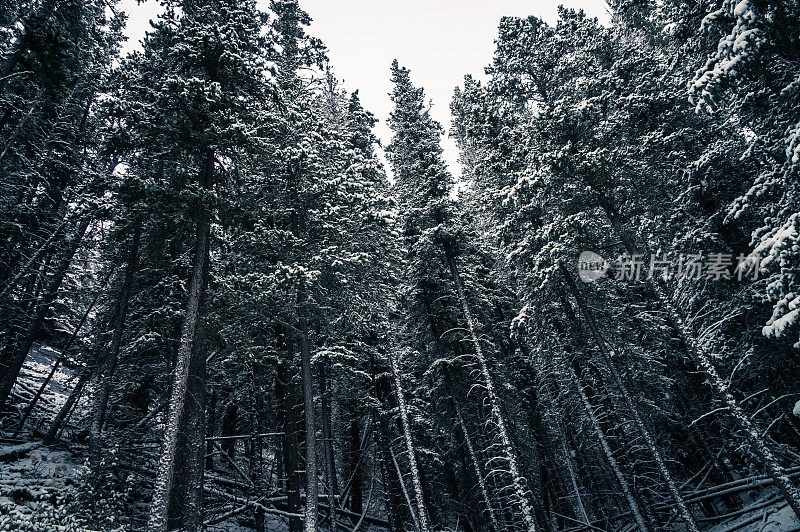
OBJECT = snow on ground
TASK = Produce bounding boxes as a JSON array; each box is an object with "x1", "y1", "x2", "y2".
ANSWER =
[
  {"x1": 706, "y1": 494, "x2": 800, "y2": 532},
  {"x1": 0, "y1": 344, "x2": 89, "y2": 530},
  {"x1": 762, "y1": 505, "x2": 800, "y2": 532},
  {"x1": 7, "y1": 343, "x2": 87, "y2": 438},
  {"x1": 14, "y1": 344, "x2": 76, "y2": 409},
  {"x1": 0, "y1": 445, "x2": 83, "y2": 530}
]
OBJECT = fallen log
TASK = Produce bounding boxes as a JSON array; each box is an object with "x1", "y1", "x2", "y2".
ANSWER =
[
  {"x1": 204, "y1": 432, "x2": 283, "y2": 442},
  {"x1": 697, "y1": 495, "x2": 782, "y2": 523},
  {"x1": 718, "y1": 502, "x2": 786, "y2": 532}
]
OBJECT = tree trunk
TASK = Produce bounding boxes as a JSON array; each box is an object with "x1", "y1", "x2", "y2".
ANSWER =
[
  {"x1": 454, "y1": 398, "x2": 499, "y2": 531},
  {"x1": 0, "y1": 215, "x2": 90, "y2": 414},
  {"x1": 320, "y1": 357, "x2": 339, "y2": 530},
  {"x1": 348, "y1": 410, "x2": 364, "y2": 517},
  {"x1": 568, "y1": 365, "x2": 650, "y2": 532},
  {"x1": 88, "y1": 220, "x2": 141, "y2": 471},
  {"x1": 278, "y1": 350, "x2": 303, "y2": 532},
  {"x1": 146, "y1": 150, "x2": 213, "y2": 532},
  {"x1": 206, "y1": 390, "x2": 217, "y2": 471},
  {"x1": 560, "y1": 264, "x2": 699, "y2": 531},
  {"x1": 556, "y1": 418, "x2": 590, "y2": 524},
  {"x1": 220, "y1": 401, "x2": 237, "y2": 461},
  {"x1": 376, "y1": 434, "x2": 406, "y2": 531},
  {"x1": 443, "y1": 250, "x2": 537, "y2": 532},
  {"x1": 387, "y1": 343, "x2": 432, "y2": 532},
  {"x1": 247, "y1": 370, "x2": 266, "y2": 531},
  {"x1": 44, "y1": 365, "x2": 90, "y2": 444},
  {"x1": 390, "y1": 445, "x2": 421, "y2": 532},
  {"x1": 298, "y1": 323, "x2": 318, "y2": 532},
  {"x1": 370, "y1": 350, "x2": 407, "y2": 532},
  {"x1": 167, "y1": 337, "x2": 206, "y2": 531}
]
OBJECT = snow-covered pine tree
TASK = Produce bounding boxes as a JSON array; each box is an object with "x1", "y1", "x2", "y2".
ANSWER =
[
  {"x1": 98, "y1": 0, "x2": 273, "y2": 528},
  {"x1": 388, "y1": 59, "x2": 539, "y2": 532}
]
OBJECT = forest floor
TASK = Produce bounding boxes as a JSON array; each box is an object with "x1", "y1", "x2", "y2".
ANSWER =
[
  {"x1": 705, "y1": 503, "x2": 800, "y2": 532},
  {"x1": 0, "y1": 344, "x2": 796, "y2": 531},
  {"x1": 0, "y1": 344, "x2": 367, "y2": 531}
]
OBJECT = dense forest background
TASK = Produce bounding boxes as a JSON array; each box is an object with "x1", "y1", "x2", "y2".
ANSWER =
[{"x1": 1, "y1": 0, "x2": 800, "y2": 530}]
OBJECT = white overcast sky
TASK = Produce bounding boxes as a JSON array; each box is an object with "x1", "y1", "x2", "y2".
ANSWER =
[{"x1": 118, "y1": 0, "x2": 610, "y2": 177}]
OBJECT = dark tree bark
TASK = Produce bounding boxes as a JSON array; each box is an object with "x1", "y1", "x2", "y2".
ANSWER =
[
  {"x1": 167, "y1": 337, "x2": 206, "y2": 531},
  {"x1": 387, "y1": 341, "x2": 432, "y2": 532},
  {"x1": 278, "y1": 341, "x2": 303, "y2": 532},
  {"x1": 247, "y1": 369, "x2": 266, "y2": 531},
  {"x1": 147, "y1": 149, "x2": 213, "y2": 531},
  {"x1": 370, "y1": 351, "x2": 406, "y2": 532},
  {"x1": 347, "y1": 407, "x2": 363, "y2": 517},
  {"x1": 220, "y1": 401, "x2": 238, "y2": 461},
  {"x1": 320, "y1": 354, "x2": 340, "y2": 529},
  {"x1": 205, "y1": 390, "x2": 217, "y2": 470},
  {"x1": 88, "y1": 219, "x2": 141, "y2": 471},
  {"x1": 298, "y1": 321, "x2": 318, "y2": 531}
]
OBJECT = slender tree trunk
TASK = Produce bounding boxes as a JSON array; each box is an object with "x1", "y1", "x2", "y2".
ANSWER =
[
  {"x1": 454, "y1": 398, "x2": 499, "y2": 531},
  {"x1": 347, "y1": 410, "x2": 364, "y2": 516},
  {"x1": 568, "y1": 365, "x2": 650, "y2": 532},
  {"x1": 556, "y1": 419, "x2": 590, "y2": 524},
  {"x1": 44, "y1": 364, "x2": 91, "y2": 444},
  {"x1": 370, "y1": 350, "x2": 407, "y2": 532},
  {"x1": 0, "y1": 216, "x2": 90, "y2": 414},
  {"x1": 168, "y1": 338, "x2": 206, "y2": 531},
  {"x1": 320, "y1": 357, "x2": 339, "y2": 530},
  {"x1": 88, "y1": 220, "x2": 141, "y2": 470},
  {"x1": 147, "y1": 150, "x2": 213, "y2": 532},
  {"x1": 390, "y1": 445, "x2": 421, "y2": 532},
  {"x1": 248, "y1": 368, "x2": 266, "y2": 530},
  {"x1": 220, "y1": 401, "x2": 237, "y2": 461},
  {"x1": 443, "y1": 250, "x2": 537, "y2": 532},
  {"x1": 206, "y1": 390, "x2": 217, "y2": 470},
  {"x1": 531, "y1": 363, "x2": 584, "y2": 528},
  {"x1": 387, "y1": 344, "x2": 432, "y2": 532},
  {"x1": 14, "y1": 265, "x2": 113, "y2": 437},
  {"x1": 376, "y1": 429, "x2": 406, "y2": 532},
  {"x1": 279, "y1": 350, "x2": 303, "y2": 532},
  {"x1": 595, "y1": 194, "x2": 800, "y2": 519},
  {"x1": 561, "y1": 264, "x2": 699, "y2": 531},
  {"x1": 298, "y1": 323, "x2": 318, "y2": 531}
]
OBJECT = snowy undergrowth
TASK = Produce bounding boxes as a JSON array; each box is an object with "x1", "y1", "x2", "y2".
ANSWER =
[
  {"x1": 0, "y1": 446, "x2": 83, "y2": 531},
  {"x1": 11, "y1": 345, "x2": 81, "y2": 418},
  {"x1": 0, "y1": 344, "x2": 94, "y2": 531}
]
